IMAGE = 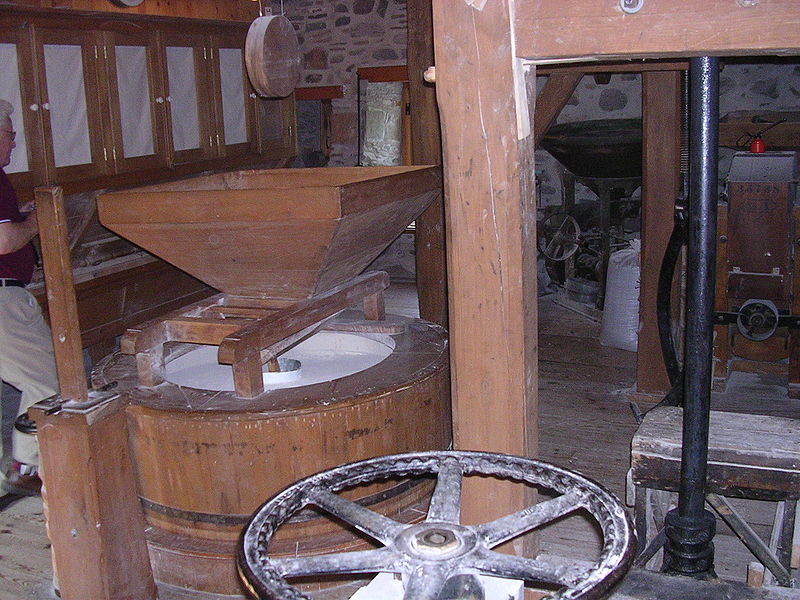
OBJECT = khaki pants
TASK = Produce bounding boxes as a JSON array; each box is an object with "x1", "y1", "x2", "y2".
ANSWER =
[{"x1": 0, "y1": 287, "x2": 59, "y2": 466}]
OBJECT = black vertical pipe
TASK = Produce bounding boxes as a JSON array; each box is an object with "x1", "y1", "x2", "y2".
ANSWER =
[{"x1": 662, "y1": 55, "x2": 719, "y2": 578}]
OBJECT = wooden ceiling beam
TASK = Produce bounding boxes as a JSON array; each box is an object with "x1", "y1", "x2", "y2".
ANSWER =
[{"x1": 515, "y1": 0, "x2": 800, "y2": 61}]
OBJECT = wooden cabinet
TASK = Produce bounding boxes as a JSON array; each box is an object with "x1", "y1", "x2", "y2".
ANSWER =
[{"x1": 0, "y1": 8, "x2": 297, "y2": 195}]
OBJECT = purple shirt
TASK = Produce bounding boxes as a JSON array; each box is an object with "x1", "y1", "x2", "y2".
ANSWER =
[{"x1": 0, "y1": 169, "x2": 36, "y2": 284}]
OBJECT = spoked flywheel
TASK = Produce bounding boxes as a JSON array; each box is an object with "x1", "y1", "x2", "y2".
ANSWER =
[
  {"x1": 239, "y1": 451, "x2": 634, "y2": 600},
  {"x1": 538, "y1": 213, "x2": 582, "y2": 261}
]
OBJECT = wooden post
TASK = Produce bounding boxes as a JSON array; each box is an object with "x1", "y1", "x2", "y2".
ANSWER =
[
  {"x1": 432, "y1": 0, "x2": 538, "y2": 541},
  {"x1": 33, "y1": 186, "x2": 156, "y2": 600},
  {"x1": 637, "y1": 71, "x2": 682, "y2": 393},
  {"x1": 31, "y1": 397, "x2": 157, "y2": 600},
  {"x1": 408, "y1": 0, "x2": 448, "y2": 328},
  {"x1": 35, "y1": 186, "x2": 88, "y2": 402}
]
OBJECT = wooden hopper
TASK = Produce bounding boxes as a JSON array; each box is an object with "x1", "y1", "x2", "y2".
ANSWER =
[{"x1": 97, "y1": 166, "x2": 441, "y2": 299}]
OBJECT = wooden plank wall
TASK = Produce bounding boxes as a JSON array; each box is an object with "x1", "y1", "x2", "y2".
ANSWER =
[{"x1": 6, "y1": 0, "x2": 258, "y2": 20}]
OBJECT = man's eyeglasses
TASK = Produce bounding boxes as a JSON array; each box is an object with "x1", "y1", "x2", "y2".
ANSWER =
[{"x1": 1, "y1": 130, "x2": 16, "y2": 141}]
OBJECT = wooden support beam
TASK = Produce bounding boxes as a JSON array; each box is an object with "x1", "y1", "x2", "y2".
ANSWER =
[
  {"x1": 537, "y1": 60, "x2": 688, "y2": 75},
  {"x1": 166, "y1": 317, "x2": 252, "y2": 344},
  {"x1": 515, "y1": 0, "x2": 800, "y2": 61},
  {"x1": 35, "y1": 187, "x2": 88, "y2": 402},
  {"x1": 408, "y1": 0, "x2": 448, "y2": 328},
  {"x1": 533, "y1": 73, "x2": 583, "y2": 147},
  {"x1": 432, "y1": 0, "x2": 538, "y2": 540},
  {"x1": 637, "y1": 71, "x2": 682, "y2": 393},
  {"x1": 32, "y1": 397, "x2": 156, "y2": 600}
]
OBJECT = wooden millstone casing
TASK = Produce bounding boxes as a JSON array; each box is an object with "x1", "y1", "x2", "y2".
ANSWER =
[
  {"x1": 93, "y1": 165, "x2": 449, "y2": 594},
  {"x1": 92, "y1": 322, "x2": 450, "y2": 596},
  {"x1": 96, "y1": 166, "x2": 442, "y2": 300}
]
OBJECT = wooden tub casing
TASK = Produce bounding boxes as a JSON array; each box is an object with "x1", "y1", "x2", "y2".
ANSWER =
[{"x1": 92, "y1": 320, "x2": 451, "y2": 595}]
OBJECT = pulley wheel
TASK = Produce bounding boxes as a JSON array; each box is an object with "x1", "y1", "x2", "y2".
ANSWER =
[
  {"x1": 245, "y1": 15, "x2": 302, "y2": 98},
  {"x1": 239, "y1": 451, "x2": 634, "y2": 600},
  {"x1": 538, "y1": 213, "x2": 581, "y2": 261},
  {"x1": 737, "y1": 299, "x2": 779, "y2": 341}
]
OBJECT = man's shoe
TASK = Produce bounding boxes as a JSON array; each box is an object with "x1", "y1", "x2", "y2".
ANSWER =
[{"x1": 1, "y1": 461, "x2": 41, "y2": 496}]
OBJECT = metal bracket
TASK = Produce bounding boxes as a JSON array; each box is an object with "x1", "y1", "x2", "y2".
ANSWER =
[{"x1": 620, "y1": 0, "x2": 644, "y2": 13}]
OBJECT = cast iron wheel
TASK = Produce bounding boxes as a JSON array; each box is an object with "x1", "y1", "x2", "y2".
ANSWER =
[
  {"x1": 538, "y1": 213, "x2": 581, "y2": 261},
  {"x1": 239, "y1": 451, "x2": 634, "y2": 600}
]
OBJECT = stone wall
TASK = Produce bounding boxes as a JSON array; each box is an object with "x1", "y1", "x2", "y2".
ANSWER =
[{"x1": 269, "y1": 0, "x2": 407, "y2": 166}]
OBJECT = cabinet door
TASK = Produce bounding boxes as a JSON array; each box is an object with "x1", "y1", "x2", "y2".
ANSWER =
[
  {"x1": 210, "y1": 32, "x2": 258, "y2": 158},
  {"x1": 257, "y1": 95, "x2": 297, "y2": 160},
  {"x1": 0, "y1": 27, "x2": 45, "y2": 184},
  {"x1": 104, "y1": 31, "x2": 168, "y2": 173},
  {"x1": 34, "y1": 28, "x2": 111, "y2": 183},
  {"x1": 160, "y1": 32, "x2": 214, "y2": 165}
]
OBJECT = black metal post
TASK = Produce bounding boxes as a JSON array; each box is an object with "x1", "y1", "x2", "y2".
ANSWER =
[{"x1": 662, "y1": 55, "x2": 719, "y2": 578}]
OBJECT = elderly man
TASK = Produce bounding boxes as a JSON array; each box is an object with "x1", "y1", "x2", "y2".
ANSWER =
[{"x1": 0, "y1": 99, "x2": 59, "y2": 496}]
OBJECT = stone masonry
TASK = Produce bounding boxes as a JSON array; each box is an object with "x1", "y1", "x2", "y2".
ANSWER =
[{"x1": 268, "y1": 0, "x2": 407, "y2": 166}]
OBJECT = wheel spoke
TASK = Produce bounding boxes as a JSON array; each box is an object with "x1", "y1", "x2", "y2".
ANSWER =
[
  {"x1": 466, "y1": 548, "x2": 586, "y2": 587},
  {"x1": 401, "y1": 563, "x2": 451, "y2": 600},
  {"x1": 426, "y1": 458, "x2": 463, "y2": 523},
  {"x1": 476, "y1": 492, "x2": 582, "y2": 547},
  {"x1": 307, "y1": 488, "x2": 406, "y2": 544},
  {"x1": 270, "y1": 547, "x2": 397, "y2": 578}
]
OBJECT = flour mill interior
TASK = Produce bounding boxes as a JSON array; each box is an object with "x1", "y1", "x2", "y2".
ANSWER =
[{"x1": 1, "y1": 2, "x2": 800, "y2": 600}]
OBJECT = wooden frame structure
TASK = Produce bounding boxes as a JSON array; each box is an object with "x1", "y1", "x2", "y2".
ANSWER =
[
  {"x1": 122, "y1": 271, "x2": 391, "y2": 398},
  {"x1": 429, "y1": 0, "x2": 800, "y2": 530}
]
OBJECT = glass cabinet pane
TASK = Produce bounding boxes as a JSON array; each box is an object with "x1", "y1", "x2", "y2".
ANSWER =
[
  {"x1": 43, "y1": 44, "x2": 92, "y2": 168},
  {"x1": 0, "y1": 42, "x2": 28, "y2": 173},
  {"x1": 115, "y1": 45, "x2": 154, "y2": 158},
  {"x1": 219, "y1": 47, "x2": 247, "y2": 146},
  {"x1": 166, "y1": 45, "x2": 201, "y2": 152}
]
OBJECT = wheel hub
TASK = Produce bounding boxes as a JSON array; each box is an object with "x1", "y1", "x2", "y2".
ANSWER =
[{"x1": 402, "y1": 523, "x2": 474, "y2": 558}]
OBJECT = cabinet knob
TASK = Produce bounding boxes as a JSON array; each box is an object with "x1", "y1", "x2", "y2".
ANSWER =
[
  {"x1": 166, "y1": 96, "x2": 172, "y2": 103},
  {"x1": 249, "y1": 93, "x2": 257, "y2": 99},
  {"x1": 155, "y1": 96, "x2": 165, "y2": 104},
  {"x1": 42, "y1": 102, "x2": 50, "y2": 111},
  {"x1": 29, "y1": 104, "x2": 39, "y2": 112}
]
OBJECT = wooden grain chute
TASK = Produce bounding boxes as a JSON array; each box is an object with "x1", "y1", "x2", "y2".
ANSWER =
[{"x1": 97, "y1": 166, "x2": 441, "y2": 299}]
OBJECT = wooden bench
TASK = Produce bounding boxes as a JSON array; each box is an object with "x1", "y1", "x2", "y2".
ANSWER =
[{"x1": 630, "y1": 406, "x2": 800, "y2": 586}]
